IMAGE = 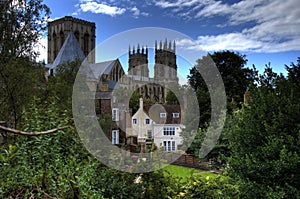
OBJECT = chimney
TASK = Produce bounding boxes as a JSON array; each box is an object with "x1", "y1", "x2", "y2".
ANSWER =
[{"x1": 139, "y1": 97, "x2": 143, "y2": 109}]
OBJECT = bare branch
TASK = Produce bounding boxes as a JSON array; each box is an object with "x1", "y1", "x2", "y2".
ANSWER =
[{"x1": 0, "y1": 125, "x2": 71, "y2": 136}]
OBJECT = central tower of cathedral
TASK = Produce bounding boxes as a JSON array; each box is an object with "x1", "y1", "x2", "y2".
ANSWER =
[{"x1": 47, "y1": 16, "x2": 96, "y2": 64}]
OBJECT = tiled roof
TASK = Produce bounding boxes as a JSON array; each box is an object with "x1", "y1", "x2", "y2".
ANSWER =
[{"x1": 143, "y1": 103, "x2": 181, "y2": 124}]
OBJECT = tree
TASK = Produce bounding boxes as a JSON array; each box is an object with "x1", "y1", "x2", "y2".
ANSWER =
[
  {"x1": 226, "y1": 62, "x2": 300, "y2": 198},
  {"x1": 186, "y1": 51, "x2": 256, "y2": 158},
  {"x1": 129, "y1": 91, "x2": 141, "y2": 115},
  {"x1": 0, "y1": 0, "x2": 50, "y2": 59},
  {"x1": 46, "y1": 59, "x2": 82, "y2": 110},
  {"x1": 188, "y1": 51, "x2": 256, "y2": 119},
  {"x1": 0, "y1": 0, "x2": 50, "y2": 127}
]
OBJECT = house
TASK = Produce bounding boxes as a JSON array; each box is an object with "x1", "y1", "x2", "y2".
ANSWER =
[{"x1": 128, "y1": 98, "x2": 184, "y2": 153}]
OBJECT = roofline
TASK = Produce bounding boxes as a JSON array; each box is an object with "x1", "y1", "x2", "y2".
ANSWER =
[{"x1": 48, "y1": 16, "x2": 96, "y2": 27}]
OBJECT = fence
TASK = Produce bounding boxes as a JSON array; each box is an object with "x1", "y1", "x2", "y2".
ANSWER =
[{"x1": 170, "y1": 154, "x2": 209, "y2": 170}]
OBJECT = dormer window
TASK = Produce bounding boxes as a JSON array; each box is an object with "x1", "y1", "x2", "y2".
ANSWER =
[
  {"x1": 172, "y1": 113, "x2": 180, "y2": 118},
  {"x1": 160, "y1": 113, "x2": 166, "y2": 118},
  {"x1": 133, "y1": 119, "x2": 137, "y2": 124}
]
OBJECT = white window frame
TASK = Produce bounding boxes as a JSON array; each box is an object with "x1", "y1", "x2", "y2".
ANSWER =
[
  {"x1": 172, "y1": 113, "x2": 180, "y2": 118},
  {"x1": 112, "y1": 130, "x2": 119, "y2": 144},
  {"x1": 163, "y1": 140, "x2": 176, "y2": 152},
  {"x1": 132, "y1": 118, "x2": 137, "y2": 124},
  {"x1": 145, "y1": 118, "x2": 150, "y2": 124},
  {"x1": 160, "y1": 112, "x2": 166, "y2": 118},
  {"x1": 112, "y1": 108, "x2": 119, "y2": 121},
  {"x1": 163, "y1": 127, "x2": 175, "y2": 136}
]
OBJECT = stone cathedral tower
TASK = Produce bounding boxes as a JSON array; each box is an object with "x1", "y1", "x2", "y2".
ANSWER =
[
  {"x1": 154, "y1": 39, "x2": 178, "y2": 82},
  {"x1": 47, "y1": 16, "x2": 96, "y2": 64},
  {"x1": 128, "y1": 44, "x2": 149, "y2": 77}
]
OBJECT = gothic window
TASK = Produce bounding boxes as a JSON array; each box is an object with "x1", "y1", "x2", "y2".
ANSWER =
[
  {"x1": 160, "y1": 66, "x2": 164, "y2": 77},
  {"x1": 116, "y1": 67, "x2": 119, "y2": 81},
  {"x1": 74, "y1": 31, "x2": 80, "y2": 42},
  {"x1": 53, "y1": 32, "x2": 57, "y2": 58},
  {"x1": 84, "y1": 33, "x2": 89, "y2": 56},
  {"x1": 60, "y1": 31, "x2": 64, "y2": 48}
]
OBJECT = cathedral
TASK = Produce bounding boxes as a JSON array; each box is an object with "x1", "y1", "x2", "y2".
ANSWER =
[
  {"x1": 120, "y1": 40, "x2": 178, "y2": 103},
  {"x1": 47, "y1": 16, "x2": 96, "y2": 64},
  {"x1": 46, "y1": 16, "x2": 182, "y2": 150},
  {"x1": 47, "y1": 16, "x2": 179, "y2": 104}
]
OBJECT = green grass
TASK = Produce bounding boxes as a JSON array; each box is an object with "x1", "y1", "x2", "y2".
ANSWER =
[{"x1": 163, "y1": 164, "x2": 217, "y2": 182}]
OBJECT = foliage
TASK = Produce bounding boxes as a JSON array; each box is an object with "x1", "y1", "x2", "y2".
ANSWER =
[
  {"x1": 173, "y1": 175, "x2": 240, "y2": 199},
  {"x1": 0, "y1": 0, "x2": 50, "y2": 127},
  {"x1": 46, "y1": 59, "x2": 82, "y2": 110},
  {"x1": 226, "y1": 62, "x2": 300, "y2": 198},
  {"x1": 0, "y1": 0, "x2": 50, "y2": 59},
  {"x1": 129, "y1": 90, "x2": 141, "y2": 115},
  {"x1": 0, "y1": 98, "x2": 104, "y2": 198},
  {"x1": 187, "y1": 50, "x2": 256, "y2": 127},
  {"x1": 0, "y1": 58, "x2": 46, "y2": 127},
  {"x1": 166, "y1": 90, "x2": 179, "y2": 104}
]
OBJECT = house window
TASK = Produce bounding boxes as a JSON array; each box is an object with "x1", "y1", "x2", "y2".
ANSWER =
[
  {"x1": 145, "y1": 118, "x2": 150, "y2": 124},
  {"x1": 112, "y1": 130, "x2": 119, "y2": 144},
  {"x1": 112, "y1": 108, "x2": 119, "y2": 121},
  {"x1": 147, "y1": 130, "x2": 152, "y2": 139},
  {"x1": 172, "y1": 113, "x2": 180, "y2": 118},
  {"x1": 163, "y1": 141, "x2": 176, "y2": 152},
  {"x1": 160, "y1": 113, "x2": 166, "y2": 118},
  {"x1": 133, "y1": 118, "x2": 137, "y2": 124},
  {"x1": 163, "y1": 127, "x2": 175, "y2": 136}
]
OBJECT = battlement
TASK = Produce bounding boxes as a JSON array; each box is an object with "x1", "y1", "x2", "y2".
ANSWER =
[
  {"x1": 155, "y1": 39, "x2": 176, "y2": 53},
  {"x1": 128, "y1": 44, "x2": 148, "y2": 55}
]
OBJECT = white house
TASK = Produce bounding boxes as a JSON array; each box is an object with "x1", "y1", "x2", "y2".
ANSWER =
[{"x1": 129, "y1": 98, "x2": 184, "y2": 152}]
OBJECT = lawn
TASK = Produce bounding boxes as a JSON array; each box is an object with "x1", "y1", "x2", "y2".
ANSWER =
[{"x1": 162, "y1": 164, "x2": 218, "y2": 182}]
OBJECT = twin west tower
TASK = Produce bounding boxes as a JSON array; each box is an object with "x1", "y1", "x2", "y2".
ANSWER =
[{"x1": 128, "y1": 39, "x2": 178, "y2": 82}]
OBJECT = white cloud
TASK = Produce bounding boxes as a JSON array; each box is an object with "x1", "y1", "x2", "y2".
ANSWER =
[
  {"x1": 34, "y1": 36, "x2": 48, "y2": 63},
  {"x1": 79, "y1": 0, "x2": 126, "y2": 16},
  {"x1": 154, "y1": 0, "x2": 204, "y2": 8},
  {"x1": 155, "y1": 0, "x2": 300, "y2": 53},
  {"x1": 131, "y1": 6, "x2": 149, "y2": 18}
]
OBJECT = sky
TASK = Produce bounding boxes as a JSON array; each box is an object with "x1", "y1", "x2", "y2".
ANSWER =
[{"x1": 40, "y1": 0, "x2": 300, "y2": 80}]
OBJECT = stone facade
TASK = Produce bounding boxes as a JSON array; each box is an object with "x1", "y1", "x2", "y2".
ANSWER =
[
  {"x1": 120, "y1": 39, "x2": 178, "y2": 104},
  {"x1": 47, "y1": 16, "x2": 96, "y2": 64}
]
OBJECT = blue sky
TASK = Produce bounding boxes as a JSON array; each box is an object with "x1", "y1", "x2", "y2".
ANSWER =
[{"x1": 40, "y1": 0, "x2": 300, "y2": 79}]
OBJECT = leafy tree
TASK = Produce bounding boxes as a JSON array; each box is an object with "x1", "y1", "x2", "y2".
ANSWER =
[
  {"x1": 188, "y1": 51, "x2": 256, "y2": 125},
  {"x1": 0, "y1": 0, "x2": 50, "y2": 127},
  {"x1": 46, "y1": 59, "x2": 81, "y2": 110},
  {"x1": 0, "y1": 98, "x2": 105, "y2": 198},
  {"x1": 166, "y1": 90, "x2": 179, "y2": 104},
  {"x1": 226, "y1": 62, "x2": 300, "y2": 198},
  {"x1": 129, "y1": 90, "x2": 141, "y2": 115},
  {"x1": 0, "y1": 58, "x2": 46, "y2": 127},
  {"x1": 185, "y1": 51, "x2": 256, "y2": 159}
]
